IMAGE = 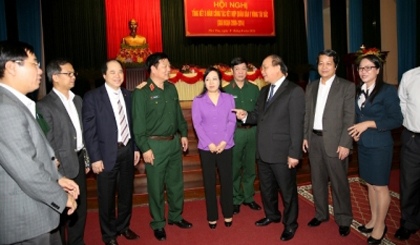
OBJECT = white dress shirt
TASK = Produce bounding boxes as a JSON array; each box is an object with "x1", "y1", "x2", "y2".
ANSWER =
[
  {"x1": 399, "y1": 66, "x2": 420, "y2": 132},
  {"x1": 53, "y1": 88, "x2": 84, "y2": 151},
  {"x1": 313, "y1": 75, "x2": 335, "y2": 130},
  {"x1": 104, "y1": 83, "x2": 131, "y2": 142},
  {"x1": 357, "y1": 82, "x2": 375, "y2": 109},
  {"x1": 0, "y1": 83, "x2": 36, "y2": 118}
]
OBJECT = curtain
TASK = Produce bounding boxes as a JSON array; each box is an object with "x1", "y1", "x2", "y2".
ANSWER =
[
  {"x1": 362, "y1": 0, "x2": 381, "y2": 49},
  {"x1": 161, "y1": 0, "x2": 308, "y2": 83},
  {"x1": 330, "y1": 0, "x2": 347, "y2": 78},
  {"x1": 397, "y1": 0, "x2": 417, "y2": 81},
  {"x1": 41, "y1": 0, "x2": 107, "y2": 70},
  {"x1": 16, "y1": 0, "x2": 42, "y2": 63},
  {"x1": 349, "y1": 0, "x2": 362, "y2": 52},
  {"x1": 105, "y1": 0, "x2": 162, "y2": 59},
  {"x1": 0, "y1": 0, "x2": 6, "y2": 40},
  {"x1": 306, "y1": 0, "x2": 324, "y2": 82}
]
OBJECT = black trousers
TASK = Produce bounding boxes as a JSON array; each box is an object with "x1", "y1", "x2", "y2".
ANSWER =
[
  {"x1": 199, "y1": 149, "x2": 233, "y2": 221},
  {"x1": 400, "y1": 129, "x2": 420, "y2": 231},
  {"x1": 258, "y1": 159, "x2": 298, "y2": 230},
  {"x1": 97, "y1": 143, "x2": 134, "y2": 243},
  {"x1": 59, "y1": 152, "x2": 87, "y2": 245}
]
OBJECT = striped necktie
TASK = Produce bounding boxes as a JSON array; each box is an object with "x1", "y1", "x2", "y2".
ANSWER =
[
  {"x1": 267, "y1": 85, "x2": 276, "y2": 104},
  {"x1": 115, "y1": 92, "x2": 129, "y2": 145}
]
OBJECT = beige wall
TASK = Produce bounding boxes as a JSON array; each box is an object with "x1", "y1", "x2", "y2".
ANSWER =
[{"x1": 380, "y1": 0, "x2": 398, "y2": 85}]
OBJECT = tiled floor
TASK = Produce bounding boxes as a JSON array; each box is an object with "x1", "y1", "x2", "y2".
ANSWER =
[{"x1": 298, "y1": 177, "x2": 420, "y2": 245}]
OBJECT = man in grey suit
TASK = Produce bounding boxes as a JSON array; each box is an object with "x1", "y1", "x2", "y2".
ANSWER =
[
  {"x1": 233, "y1": 54, "x2": 305, "y2": 241},
  {"x1": 37, "y1": 59, "x2": 88, "y2": 245},
  {"x1": 302, "y1": 50, "x2": 354, "y2": 236},
  {"x1": 0, "y1": 41, "x2": 79, "y2": 245}
]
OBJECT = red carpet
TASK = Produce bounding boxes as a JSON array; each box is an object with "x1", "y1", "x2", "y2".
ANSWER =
[{"x1": 84, "y1": 170, "x2": 419, "y2": 244}]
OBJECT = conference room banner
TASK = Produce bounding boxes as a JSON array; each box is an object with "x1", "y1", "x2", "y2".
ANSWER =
[{"x1": 184, "y1": 0, "x2": 275, "y2": 36}]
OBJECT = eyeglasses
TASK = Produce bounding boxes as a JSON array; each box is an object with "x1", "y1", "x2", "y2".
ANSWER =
[
  {"x1": 357, "y1": 66, "x2": 376, "y2": 72},
  {"x1": 14, "y1": 60, "x2": 41, "y2": 68},
  {"x1": 56, "y1": 72, "x2": 78, "y2": 77}
]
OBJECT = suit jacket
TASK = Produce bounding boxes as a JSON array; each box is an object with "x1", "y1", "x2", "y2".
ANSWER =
[
  {"x1": 0, "y1": 87, "x2": 68, "y2": 244},
  {"x1": 37, "y1": 91, "x2": 83, "y2": 179},
  {"x1": 356, "y1": 83, "x2": 403, "y2": 148},
  {"x1": 82, "y1": 85, "x2": 136, "y2": 171},
  {"x1": 304, "y1": 76, "x2": 355, "y2": 157},
  {"x1": 246, "y1": 79, "x2": 305, "y2": 163}
]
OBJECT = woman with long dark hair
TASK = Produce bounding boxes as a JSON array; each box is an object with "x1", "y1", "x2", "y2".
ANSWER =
[
  {"x1": 192, "y1": 67, "x2": 236, "y2": 229},
  {"x1": 348, "y1": 54, "x2": 403, "y2": 244}
]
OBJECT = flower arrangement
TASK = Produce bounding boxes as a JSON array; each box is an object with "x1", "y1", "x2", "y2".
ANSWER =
[
  {"x1": 116, "y1": 43, "x2": 152, "y2": 66},
  {"x1": 355, "y1": 46, "x2": 385, "y2": 64}
]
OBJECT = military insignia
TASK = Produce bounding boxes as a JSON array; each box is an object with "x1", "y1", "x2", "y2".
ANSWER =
[
  {"x1": 150, "y1": 83, "x2": 155, "y2": 91},
  {"x1": 232, "y1": 82, "x2": 236, "y2": 88},
  {"x1": 150, "y1": 95, "x2": 159, "y2": 100},
  {"x1": 136, "y1": 81, "x2": 147, "y2": 89}
]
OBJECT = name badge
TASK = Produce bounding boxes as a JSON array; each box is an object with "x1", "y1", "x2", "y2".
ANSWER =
[
  {"x1": 150, "y1": 95, "x2": 159, "y2": 100},
  {"x1": 233, "y1": 95, "x2": 238, "y2": 99}
]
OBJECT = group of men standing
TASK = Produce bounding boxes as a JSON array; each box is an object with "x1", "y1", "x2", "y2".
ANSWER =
[{"x1": 1, "y1": 39, "x2": 419, "y2": 245}]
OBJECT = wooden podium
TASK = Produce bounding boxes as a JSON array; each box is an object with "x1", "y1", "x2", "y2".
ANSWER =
[{"x1": 342, "y1": 51, "x2": 388, "y2": 86}]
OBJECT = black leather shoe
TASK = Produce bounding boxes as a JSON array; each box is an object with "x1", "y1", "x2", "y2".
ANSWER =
[
  {"x1": 243, "y1": 201, "x2": 262, "y2": 210},
  {"x1": 209, "y1": 222, "x2": 217, "y2": 229},
  {"x1": 119, "y1": 228, "x2": 139, "y2": 240},
  {"x1": 224, "y1": 220, "x2": 232, "y2": 227},
  {"x1": 105, "y1": 239, "x2": 118, "y2": 245},
  {"x1": 367, "y1": 226, "x2": 387, "y2": 244},
  {"x1": 233, "y1": 205, "x2": 240, "y2": 214},
  {"x1": 168, "y1": 219, "x2": 193, "y2": 229},
  {"x1": 307, "y1": 218, "x2": 327, "y2": 227},
  {"x1": 339, "y1": 226, "x2": 351, "y2": 236},
  {"x1": 153, "y1": 228, "x2": 166, "y2": 241},
  {"x1": 281, "y1": 228, "x2": 297, "y2": 241},
  {"x1": 395, "y1": 227, "x2": 413, "y2": 240},
  {"x1": 358, "y1": 225, "x2": 374, "y2": 233},
  {"x1": 255, "y1": 217, "x2": 281, "y2": 226}
]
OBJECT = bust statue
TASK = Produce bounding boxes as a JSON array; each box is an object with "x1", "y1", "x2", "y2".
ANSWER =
[{"x1": 122, "y1": 19, "x2": 147, "y2": 47}]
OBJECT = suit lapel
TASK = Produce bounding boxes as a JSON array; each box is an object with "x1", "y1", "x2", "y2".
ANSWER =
[
  {"x1": 324, "y1": 77, "x2": 340, "y2": 112},
  {"x1": 100, "y1": 85, "x2": 115, "y2": 118},
  {"x1": 265, "y1": 79, "x2": 288, "y2": 110},
  {"x1": 49, "y1": 91, "x2": 77, "y2": 134},
  {"x1": 122, "y1": 88, "x2": 131, "y2": 122}
]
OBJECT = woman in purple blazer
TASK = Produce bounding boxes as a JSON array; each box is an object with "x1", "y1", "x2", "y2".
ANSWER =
[{"x1": 192, "y1": 67, "x2": 236, "y2": 229}]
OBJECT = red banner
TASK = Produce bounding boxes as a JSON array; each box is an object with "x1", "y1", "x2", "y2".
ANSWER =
[{"x1": 184, "y1": 0, "x2": 275, "y2": 36}]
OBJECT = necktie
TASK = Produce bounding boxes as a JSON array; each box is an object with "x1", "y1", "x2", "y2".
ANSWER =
[
  {"x1": 361, "y1": 90, "x2": 369, "y2": 109},
  {"x1": 267, "y1": 85, "x2": 276, "y2": 104},
  {"x1": 115, "y1": 92, "x2": 129, "y2": 145}
]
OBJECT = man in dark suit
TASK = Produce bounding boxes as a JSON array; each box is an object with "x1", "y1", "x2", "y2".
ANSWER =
[
  {"x1": 0, "y1": 41, "x2": 78, "y2": 245},
  {"x1": 37, "y1": 59, "x2": 88, "y2": 245},
  {"x1": 82, "y1": 59, "x2": 140, "y2": 245},
  {"x1": 233, "y1": 54, "x2": 305, "y2": 241},
  {"x1": 302, "y1": 50, "x2": 354, "y2": 236}
]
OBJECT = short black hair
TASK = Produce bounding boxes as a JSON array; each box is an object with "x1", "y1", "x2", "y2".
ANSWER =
[
  {"x1": 267, "y1": 54, "x2": 288, "y2": 75},
  {"x1": 317, "y1": 49, "x2": 339, "y2": 67},
  {"x1": 101, "y1": 59, "x2": 123, "y2": 75},
  {"x1": 146, "y1": 52, "x2": 169, "y2": 74},
  {"x1": 230, "y1": 57, "x2": 248, "y2": 68},
  {"x1": 0, "y1": 41, "x2": 35, "y2": 79},
  {"x1": 46, "y1": 59, "x2": 72, "y2": 83},
  {"x1": 198, "y1": 67, "x2": 224, "y2": 97}
]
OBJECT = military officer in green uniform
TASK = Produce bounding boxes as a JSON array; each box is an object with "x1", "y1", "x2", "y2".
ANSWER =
[
  {"x1": 132, "y1": 53, "x2": 192, "y2": 241},
  {"x1": 224, "y1": 57, "x2": 261, "y2": 214}
]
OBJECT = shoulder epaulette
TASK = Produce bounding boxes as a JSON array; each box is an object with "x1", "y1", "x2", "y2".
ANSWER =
[{"x1": 136, "y1": 81, "x2": 147, "y2": 89}]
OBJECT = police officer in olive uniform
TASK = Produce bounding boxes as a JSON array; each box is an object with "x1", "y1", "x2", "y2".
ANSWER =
[
  {"x1": 224, "y1": 57, "x2": 261, "y2": 214},
  {"x1": 132, "y1": 53, "x2": 192, "y2": 241}
]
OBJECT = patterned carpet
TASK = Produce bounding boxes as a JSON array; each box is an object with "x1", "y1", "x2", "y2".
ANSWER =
[{"x1": 298, "y1": 177, "x2": 420, "y2": 245}]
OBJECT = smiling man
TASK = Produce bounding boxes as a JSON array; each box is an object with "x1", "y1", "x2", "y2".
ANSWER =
[
  {"x1": 302, "y1": 50, "x2": 354, "y2": 237},
  {"x1": 82, "y1": 59, "x2": 140, "y2": 245},
  {"x1": 232, "y1": 54, "x2": 305, "y2": 241},
  {"x1": 132, "y1": 53, "x2": 192, "y2": 241}
]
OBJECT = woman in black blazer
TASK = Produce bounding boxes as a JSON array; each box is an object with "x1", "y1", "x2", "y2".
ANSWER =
[{"x1": 348, "y1": 54, "x2": 403, "y2": 244}]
